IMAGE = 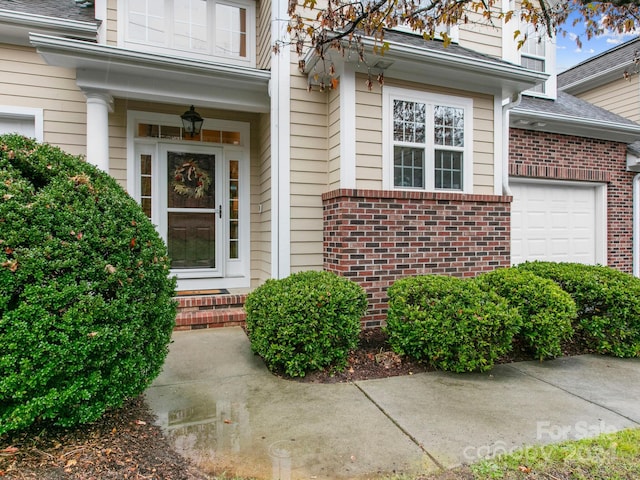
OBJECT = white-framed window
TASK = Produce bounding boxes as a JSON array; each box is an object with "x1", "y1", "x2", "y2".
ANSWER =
[
  {"x1": 383, "y1": 87, "x2": 473, "y2": 193},
  {"x1": 520, "y1": 24, "x2": 545, "y2": 94},
  {"x1": 120, "y1": 0, "x2": 256, "y2": 67},
  {"x1": 0, "y1": 106, "x2": 43, "y2": 141}
]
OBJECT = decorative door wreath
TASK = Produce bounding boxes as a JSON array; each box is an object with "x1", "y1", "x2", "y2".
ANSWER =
[{"x1": 172, "y1": 160, "x2": 211, "y2": 199}]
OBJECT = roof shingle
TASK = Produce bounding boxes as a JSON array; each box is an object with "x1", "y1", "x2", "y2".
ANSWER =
[
  {"x1": 515, "y1": 91, "x2": 640, "y2": 126},
  {"x1": 557, "y1": 37, "x2": 640, "y2": 89},
  {"x1": 0, "y1": 0, "x2": 95, "y2": 23}
]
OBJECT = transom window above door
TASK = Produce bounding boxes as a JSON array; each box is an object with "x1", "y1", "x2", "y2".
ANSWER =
[
  {"x1": 121, "y1": 0, "x2": 256, "y2": 66},
  {"x1": 383, "y1": 87, "x2": 473, "y2": 193}
]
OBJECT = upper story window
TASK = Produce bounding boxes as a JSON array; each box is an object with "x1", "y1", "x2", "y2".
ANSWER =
[
  {"x1": 383, "y1": 88, "x2": 473, "y2": 193},
  {"x1": 520, "y1": 25, "x2": 545, "y2": 94},
  {"x1": 122, "y1": 0, "x2": 255, "y2": 66}
]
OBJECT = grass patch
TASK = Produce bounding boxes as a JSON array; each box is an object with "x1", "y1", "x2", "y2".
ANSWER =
[{"x1": 470, "y1": 427, "x2": 640, "y2": 479}]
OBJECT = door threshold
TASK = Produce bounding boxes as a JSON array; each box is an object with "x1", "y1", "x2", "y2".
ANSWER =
[{"x1": 176, "y1": 289, "x2": 230, "y2": 296}]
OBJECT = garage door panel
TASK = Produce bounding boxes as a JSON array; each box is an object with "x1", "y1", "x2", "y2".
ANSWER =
[{"x1": 511, "y1": 181, "x2": 600, "y2": 266}]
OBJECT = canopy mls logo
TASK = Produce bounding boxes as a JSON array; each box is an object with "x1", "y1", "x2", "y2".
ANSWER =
[{"x1": 536, "y1": 420, "x2": 618, "y2": 441}]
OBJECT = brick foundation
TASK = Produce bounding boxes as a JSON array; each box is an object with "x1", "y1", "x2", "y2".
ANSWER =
[
  {"x1": 509, "y1": 128, "x2": 634, "y2": 272},
  {"x1": 322, "y1": 188, "x2": 512, "y2": 327}
]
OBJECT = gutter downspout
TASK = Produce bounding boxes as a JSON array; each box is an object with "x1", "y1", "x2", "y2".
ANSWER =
[
  {"x1": 502, "y1": 93, "x2": 521, "y2": 196},
  {"x1": 634, "y1": 174, "x2": 640, "y2": 277}
]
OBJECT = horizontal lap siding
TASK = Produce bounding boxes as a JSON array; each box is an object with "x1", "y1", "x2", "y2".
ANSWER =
[
  {"x1": 329, "y1": 87, "x2": 340, "y2": 190},
  {"x1": 577, "y1": 76, "x2": 640, "y2": 123},
  {"x1": 107, "y1": 0, "x2": 117, "y2": 45},
  {"x1": 458, "y1": 7, "x2": 502, "y2": 58},
  {"x1": 256, "y1": 0, "x2": 271, "y2": 70},
  {"x1": 356, "y1": 75, "x2": 383, "y2": 190},
  {"x1": 0, "y1": 44, "x2": 87, "y2": 158},
  {"x1": 251, "y1": 111, "x2": 271, "y2": 286},
  {"x1": 289, "y1": 66, "x2": 328, "y2": 272}
]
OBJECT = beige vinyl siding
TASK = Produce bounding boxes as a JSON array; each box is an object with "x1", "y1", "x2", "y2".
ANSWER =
[
  {"x1": 472, "y1": 95, "x2": 494, "y2": 194},
  {"x1": 251, "y1": 111, "x2": 271, "y2": 286},
  {"x1": 0, "y1": 44, "x2": 87, "y2": 157},
  {"x1": 577, "y1": 75, "x2": 640, "y2": 123},
  {"x1": 356, "y1": 74, "x2": 383, "y2": 189},
  {"x1": 365, "y1": 77, "x2": 495, "y2": 193},
  {"x1": 458, "y1": 8, "x2": 502, "y2": 58},
  {"x1": 256, "y1": 0, "x2": 271, "y2": 70},
  {"x1": 107, "y1": 101, "x2": 127, "y2": 185},
  {"x1": 289, "y1": 64, "x2": 328, "y2": 272},
  {"x1": 328, "y1": 86, "x2": 341, "y2": 190},
  {"x1": 107, "y1": 0, "x2": 118, "y2": 46}
]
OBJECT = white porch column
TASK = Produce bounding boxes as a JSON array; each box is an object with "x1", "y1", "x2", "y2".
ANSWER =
[{"x1": 85, "y1": 91, "x2": 113, "y2": 172}]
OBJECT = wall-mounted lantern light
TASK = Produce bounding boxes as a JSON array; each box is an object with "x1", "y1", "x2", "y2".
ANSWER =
[{"x1": 180, "y1": 105, "x2": 204, "y2": 137}]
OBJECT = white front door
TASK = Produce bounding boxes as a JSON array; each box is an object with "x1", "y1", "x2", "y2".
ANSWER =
[
  {"x1": 129, "y1": 112, "x2": 251, "y2": 291},
  {"x1": 160, "y1": 144, "x2": 223, "y2": 277}
]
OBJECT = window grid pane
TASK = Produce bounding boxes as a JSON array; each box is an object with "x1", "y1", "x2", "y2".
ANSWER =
[
  {"x1": 393, "y1": 100, "x2": 425, "y2": 143},
  {"x1": 173, "y1": 0, "x2": 208, "y2": 51},
  {"x1": 521, "y1": 55, "x2": 545, "y2": 93},
  {"x1": 228, "y1": 160, "x2": 239, "y2": 259},
  {"x1": 126, "y1": 0, "x2": 252, "y2": 62},
  {"x1": 215, "y1": 4, "x2": 247, "y2": 58},
  {"x1": 140, "y1": 154, "x2": 152, "y2": 218},
  {"x1": 434, "y1": 150, "x2": 463, "y2": 190},
  {"x1": 394, "y1": 147, "x2": 424, "y2": 188},
  {"x1": 434, "y1": 105, "x2": 464, "y2": 147}
]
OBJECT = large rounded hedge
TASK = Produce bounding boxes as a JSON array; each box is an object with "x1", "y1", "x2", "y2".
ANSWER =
[
  {"x1": 386, "y1": 275, "x2": 521, "y2": 372},
  {"x1": 244, "y1": 270, "x2": 367, "y2": 377},
  {"x1": 0, "y1": 134, "x2": 177, "y2": 435},
  {"x1": 474, "y1": 268, "x2": 576, "y2": 360},
  {"x1": 516, "y1": 261, "x2": 640, "y2": 357}
]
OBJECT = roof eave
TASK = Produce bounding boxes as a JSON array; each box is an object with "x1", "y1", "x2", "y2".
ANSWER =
[
  {"x1": 0, "y1": 9, "x2": 98, "y2": 44},
  {"x1": 511, "y1": 108, "x2": 640, "y2": 143},
  {"x1": 29, "y1": 33, "x2": 271, "y2": 112},
  {"x1": 302, "y1": 35, "x2": 547, "y2": 96}
]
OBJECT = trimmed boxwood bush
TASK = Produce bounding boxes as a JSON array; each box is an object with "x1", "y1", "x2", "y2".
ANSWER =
[
  {"x1": 385, "y1": 275, "x2": 521, "y2": 372},
  {"x1": 0, "y1": 134, "x2": 177, "y2": 435},
  {"x1": 244, "y1": 270, "x2": 367, "y2": 377},
  {"x1": 475, "y1": 268, "x2": 576, "y2": 360},
  {"x1": 516, "y1": 261, "x2": 640, "y2": 357}
]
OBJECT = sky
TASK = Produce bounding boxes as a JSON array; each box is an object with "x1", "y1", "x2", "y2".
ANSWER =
[{"x1": 555, "y1": 13, "x2": 639, "y2": 73}]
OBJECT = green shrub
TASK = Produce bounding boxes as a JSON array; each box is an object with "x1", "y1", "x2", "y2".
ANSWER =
[
  {"x1": 244, "y1": 270, "x2": 367, "y2": 377},
  {"x1": 0, "y1": 134, "x2": 176, "y2": 435},
  {"x1": 475, "y1": 268, "x2": 576, "y2": 360},
  {"x1": 385, "y1": 275, "x2": 521, "y2": 372},
  {"x1": 516, "y1": 262, "x2": 640, "y2": 357}
]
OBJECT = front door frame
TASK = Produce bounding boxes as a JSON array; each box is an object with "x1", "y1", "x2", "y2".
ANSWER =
[
  {"x1": 160, "y1": 143, "x2": 224, "y2": 279},
  {"x1": 126, "y1": 110, "x2": 251, "y2": 290}
]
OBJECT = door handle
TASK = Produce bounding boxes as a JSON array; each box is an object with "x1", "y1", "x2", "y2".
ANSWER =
[{"x1": 218, "y1": 204, "x2": 222, "y2": 219}]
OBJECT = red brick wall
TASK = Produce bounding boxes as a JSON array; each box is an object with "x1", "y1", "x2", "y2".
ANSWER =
[
  {"x1": 322, "y1": 189, "x2": 512, "y2": 327},
  {"x1": 509, "y1": 128, "x2": 634, "y2": 272}
]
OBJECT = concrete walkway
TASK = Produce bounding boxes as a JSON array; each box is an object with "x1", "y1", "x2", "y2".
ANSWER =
[{"x1": 145, "y1": 327, "x2": 640, "y2": 480}]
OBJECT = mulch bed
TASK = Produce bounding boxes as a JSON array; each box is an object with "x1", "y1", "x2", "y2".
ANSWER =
[
  {"x1": 295, "y1": 327, "x2": 594, "y2": 383},
  {"x1": 0, "y1": 396, "x2": 209, "y2": 479},
  {"x1": 0, "y1": 328, "x2": 594, "y2": 479}
]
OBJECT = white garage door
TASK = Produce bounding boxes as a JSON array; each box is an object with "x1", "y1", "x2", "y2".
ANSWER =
[{"x1": 511, "y1": 181, "x2": 604, "y2": 266}]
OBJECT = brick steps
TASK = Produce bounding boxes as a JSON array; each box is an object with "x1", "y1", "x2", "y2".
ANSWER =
[{"x1": 174, "y1": 293, "x2": 247, "y2": 330}]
